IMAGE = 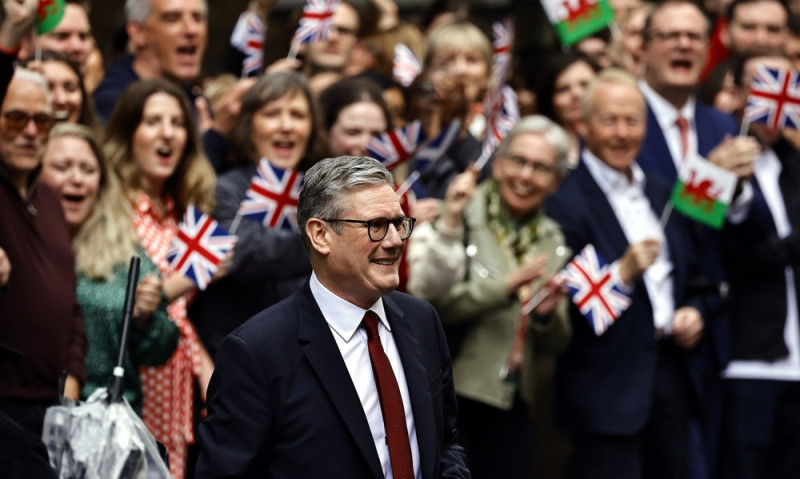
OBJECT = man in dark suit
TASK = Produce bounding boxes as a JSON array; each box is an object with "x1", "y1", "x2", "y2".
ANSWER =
[
  {"x1": 545, "y1": 69, "x2": 705, "y2": 479},
  {"x1": 636, "y1": 4, "x2": 759, "y2": 475},
  {"x1": 716, "y1": 51, "x2": 800, "y2": 479},
  {"x1": 196, "y1": 155, "x2": 470, "y2": 478}
]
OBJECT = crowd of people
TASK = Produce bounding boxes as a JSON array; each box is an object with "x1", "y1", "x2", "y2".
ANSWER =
[{"x1": 1, "y1": 0, "x2": 800, "y2": 477}]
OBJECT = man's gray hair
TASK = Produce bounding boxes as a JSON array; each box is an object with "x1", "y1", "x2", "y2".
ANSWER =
[
  {"x1": 9, "y1": 68, "x2": 51, "y2": 108},
  {"x1": 297, "y1": 156, "x2": 394, "y2": 252},
  {"x1": 125, "y1": 0, "x2": 208, "y2": 22},
  {"x1": 580, "y1": 68, "x2": 645, "y2": 121},
  {"x1": 495, "y1": 115, "x2": 572, "y2": 175}
]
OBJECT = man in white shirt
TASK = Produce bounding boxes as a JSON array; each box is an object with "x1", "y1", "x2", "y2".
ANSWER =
[
  {"x1": 196, "y1": 156, "x2": 469, "y2": 478},
  {"x1": 545, "y1": 68, "x2": 705, "y2": 479},
  {"x1": 717, "y1": 51, "x2": 800, "y2": 479}
]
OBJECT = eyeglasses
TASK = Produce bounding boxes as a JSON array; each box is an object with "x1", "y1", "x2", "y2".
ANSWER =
[
  {"x1": 1, "y1": 110, "x2": 55, "y2": 135},
  {"x1": 647, "y1": 30, "x2": 707, "y2": 44},
  {"x1": 322, "y1": 216, "x2": 416, "y2": 241},
  {"x1": 504, "y1": 155, "x2": 557, "y2": 176}
]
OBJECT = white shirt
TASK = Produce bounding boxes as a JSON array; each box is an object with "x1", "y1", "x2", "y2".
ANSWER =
[
  {"x1": 724, "y1": 149, "x2": 800, "y2": 381},
  {"x1": 583, "y1": 150, "x2": 676, "y2": 331},
  {"x1": 309, "y1": 272, "x2": 422, "y2": 478}
]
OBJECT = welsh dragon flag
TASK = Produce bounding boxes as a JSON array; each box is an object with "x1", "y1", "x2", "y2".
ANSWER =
[
  {"x1": 540, "y1": 0, "x2": 615, "y2": 46},
  {"x1": 670, "y1": 154, "x2": 737, "y2": 229}
]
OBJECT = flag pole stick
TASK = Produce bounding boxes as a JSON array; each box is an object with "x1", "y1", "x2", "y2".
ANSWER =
[
  {"x1": 287, "y1": 47, "x2": 298, "y2": 62},
  {"x1": 395, "y1": 170, "x2": 419, "y2": 198},
  {"x1": 659, "y1": 201, "x2": 674, "y2": 230},
  {"x1": 229, "y1": 213, "x2": 244, "y2": 235},
  {"x1": 521, "y1": 287, "x2": 551, "y2": 316},
  {"x1": 739, "y1": 119, "x2": 750, "y2": 137},
  {"x1": 474, "y1": 150, "x2": 492, "y2": 172}
]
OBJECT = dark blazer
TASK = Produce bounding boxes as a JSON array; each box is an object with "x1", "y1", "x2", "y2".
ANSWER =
[
  {"x1": 544, "y1": 159, "x2": 700, "y2": 436},
  {"x1": 720, "y1": 140, "x2": 800, "y2": 361},
  {"x1": 195, "y1": 282, "x2": 470, "y2": 478},
  {"x1": 637, "y1": 102, "x2": 739, "y2": 183}
]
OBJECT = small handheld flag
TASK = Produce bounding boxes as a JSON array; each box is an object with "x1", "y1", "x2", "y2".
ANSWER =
[
  {"x1": 561, "y1": 244, "x2": 631, "y2": 335},
  {"x1": 230, "y1": 11, "x2": 265, "y2": 77},
  {"x1": 36, "y1": 0, "x2": 66, "y2": 34},
  {"x1": 482, "y1": 85, "x2": 520, "y2": 161},
  {"x1": 539, "y1": 0, "x2": 615, "y2": 46},
  {"x1": 367, "y1": 120, "x2": 427, "y2": 170},
  {"x1": 291, "y1": 0, "x2": 341, "y2": 52},
  {"x1": 237, "y1": 159, "x2": 304, "y2": 231},
  {"x1": 492, "y1": 18, "x2": 514, "y2": 85},
  {"x1": 669, "y1": 154, "x2": 737, "y2": 229},
  {"x1": 167, "y1": 205, "x2": 237, "y2": 290},
  {"x1": 744, "y1": 65, "x2": 800, "y2": 130},
  {"x1": 393, "y1": 43, "x2": 422, "y2": 88}
]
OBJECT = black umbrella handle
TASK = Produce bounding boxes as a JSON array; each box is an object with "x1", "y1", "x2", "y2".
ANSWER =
[{"x1": 108, "y1": 255, "x2": 141, "y2": 403}]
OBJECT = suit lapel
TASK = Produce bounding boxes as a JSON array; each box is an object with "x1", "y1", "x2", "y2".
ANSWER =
[
  {"x1": 295, "y1": 284, "x2": 384, "y2": 479},
  {"x1": 643, "y1": 105, "x2": 679, "y2": 182},
  {"x1": 384, "y1": 296, "x2": 436, "y2": 479}
]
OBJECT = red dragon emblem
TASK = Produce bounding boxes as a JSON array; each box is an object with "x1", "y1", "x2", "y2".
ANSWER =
[{"x1": 680, "y1": 170, "x2": 720, "y2": 213}]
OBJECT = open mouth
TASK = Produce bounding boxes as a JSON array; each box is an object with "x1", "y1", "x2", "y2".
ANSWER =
[
  {"x1": 53, "y1": 111, "x2": 70, "y2": 122},
  {"x1": 272, "y1": 141, "x2": 296, "y2": 154},
  {"x1": 63, "y1": 193, "x2": 85, "y2": 205},
  {"x1": 177, "y1": 45, "x2": 197, "y2": 56},
  {"x1": 372, "y1": 258, "x2": 397, "y2": 266},
  {"x1": 157, "y1": 146, "x2": 173, "y2": 158},
  {"x1": 670, "y1": 59, "x2": 693, "y2": 72}
]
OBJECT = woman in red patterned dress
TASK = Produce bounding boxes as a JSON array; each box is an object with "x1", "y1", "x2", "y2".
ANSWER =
[{"x1": 104, "y1": 79, "x2": 219, "y2": 479}]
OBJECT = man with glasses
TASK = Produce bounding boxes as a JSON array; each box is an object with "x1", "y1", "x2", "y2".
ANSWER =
[
  {"x1": 0, "y1": 55, "x2": 86, "y2": 442},
  {"x1": 545, "y1": 69, "x2": 705, "y2": 479},
  {"x1": 197, "y1": 155, "x2": 469, "y2": 478},
  {"x1": 638, "y1": 4, "x2": 759, "y2": 476}
]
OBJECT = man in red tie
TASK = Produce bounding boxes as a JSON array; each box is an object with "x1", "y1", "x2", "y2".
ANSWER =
[{"x1": 196, "y1": 155, "x2": 470, "y2": 478}]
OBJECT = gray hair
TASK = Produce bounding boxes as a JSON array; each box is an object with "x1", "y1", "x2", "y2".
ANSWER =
[
  {"x1": 297, "y1": 156, "x2": 394, "y2": 252},
  {"x1": 125, "y1": 0, "x2": 208, "y2": 22},
  {"x1": 9, "y1": 68, "x2": 51, "y2": 109},
  {"x1": 496, "y1": 115, "x2": 571, "y2": 175},
  {"x1": 581, "y1": 68, "x2": 645, "y2": 121}
]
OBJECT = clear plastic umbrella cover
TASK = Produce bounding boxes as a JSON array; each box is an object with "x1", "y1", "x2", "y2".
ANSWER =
[{"x1": 42, "y1": 388, "x2": 171, "y2": 478}]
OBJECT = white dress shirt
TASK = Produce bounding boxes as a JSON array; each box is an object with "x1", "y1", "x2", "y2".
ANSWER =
[
  {"x1": 724, "y1": 149, "x2": 800, "y2": 381},
  {"x1": 309, "y1": 272, "x2": 422, "y2": 478},
  {"x1": 583, "y1": 150, "x2": 676, "y2": 331}
]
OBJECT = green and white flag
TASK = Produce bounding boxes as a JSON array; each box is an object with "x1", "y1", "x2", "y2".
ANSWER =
[
  {"x1": 539, "y1": 0, "x2": 615, "y2": 46},
  {"x1": 670, "y1": 154, "x2": 737, "y2": 230}
]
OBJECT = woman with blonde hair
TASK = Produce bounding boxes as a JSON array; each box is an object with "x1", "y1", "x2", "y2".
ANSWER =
[
  {"x1": 104, "y1": 78, "x2": 221, "y2": 479},
  {"x1": 39, "y1": 122, "x2": 179, "y2": 416}
]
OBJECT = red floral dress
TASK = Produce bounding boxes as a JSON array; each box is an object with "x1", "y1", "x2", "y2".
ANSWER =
[{"x1": 134, "y1": 193, "x2": 202, "y2": 479}]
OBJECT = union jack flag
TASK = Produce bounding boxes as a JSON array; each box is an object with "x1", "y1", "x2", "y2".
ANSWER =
[
  {"x1": 744, "y1": 65, "x2": 800, "y2": 130},
  {"x1": 367, "y1": 120, "x2": 426, "y2": 170},
  {"x1": 230, "y1": 12, "x2": 265, "y2": 76},
  {"x1": 492, "y1": 18, "x2": 514, "y2": 85},
  {"x1": 412, "y1": 119, "x2": 462, "y2": 168},
  {"x1": 482, "y1": 85, "x2": 520, "y2": 159},
  {"x1": 560, "y1": 244, "x2": 631, "y2": 335},
  {"x1": 291, "y1": 0, "x2": 341, "y2": 48},
  {"x1": 237, "y1": 159, "x2": 304, "y2": 231},
  {"x1": 167, "y1": 205, "x2": 237, "y2": 290},
  {"x1": 393, "y1": 43, "x2": 422, "y2": 88}
]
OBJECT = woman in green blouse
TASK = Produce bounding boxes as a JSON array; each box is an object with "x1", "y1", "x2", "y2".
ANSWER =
[{"x1": 39, "y1": 122, "x2": 178, "y2": 415}]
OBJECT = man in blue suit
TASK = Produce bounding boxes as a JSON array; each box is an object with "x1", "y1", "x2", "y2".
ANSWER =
[
  {"x1": 196, "y1": 155, "x2": 470, "y2": 478},
  {"x1": 546, "y1": 69, "x2": 705, "y2": 479},
  {"x1": 636, "y1": 3, "x2": 759, "y2": 476}
]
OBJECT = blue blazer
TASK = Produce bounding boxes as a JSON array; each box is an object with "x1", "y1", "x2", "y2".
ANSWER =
[
  {"x1": 637, "y1": 102, "x2": 739, "y2": 183},
  {"x1": 544, "y1": 160, "x2": 701, "y2": 435},
  {"x1": 195, "y1": 282, "x2": 470, "y2": 478}
]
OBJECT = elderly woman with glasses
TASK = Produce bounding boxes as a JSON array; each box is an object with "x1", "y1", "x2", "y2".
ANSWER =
[{"x1": 411, "y1": 115, "x2": 573, "y2": 478}]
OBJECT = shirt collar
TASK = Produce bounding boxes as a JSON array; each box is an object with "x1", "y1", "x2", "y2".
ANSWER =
[
  {"x1": 582, "y1": 149, "x2": 646, "y2": 196},
  {"x1": 135, "y1": 191, "x2": 175, "y2": 219},
  {"x1": 638, "y1": 78, "x2": 696, "y2": 127},
  {"x1": 309, "y1": 272, "x2": 390, "y2": 343}
]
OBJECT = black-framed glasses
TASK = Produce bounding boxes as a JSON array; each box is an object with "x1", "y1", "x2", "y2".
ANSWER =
[
  {"x1": 1, "y1": 110, "x2": 54, "y2": 135},
  {"x1": 322, "y1": 216, "x2": 416, "y2": 241},
  {"x1": 504, "y1": 154, "x2": 557, "y2": 176}
]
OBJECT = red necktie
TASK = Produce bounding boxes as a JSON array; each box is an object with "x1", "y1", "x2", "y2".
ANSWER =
[
  {"x1": 676, "y1": 116, "x2": 689, "y2": 159},
  {"x1": 362, "y1": 311, "x2": 414, "y2": 479}
]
